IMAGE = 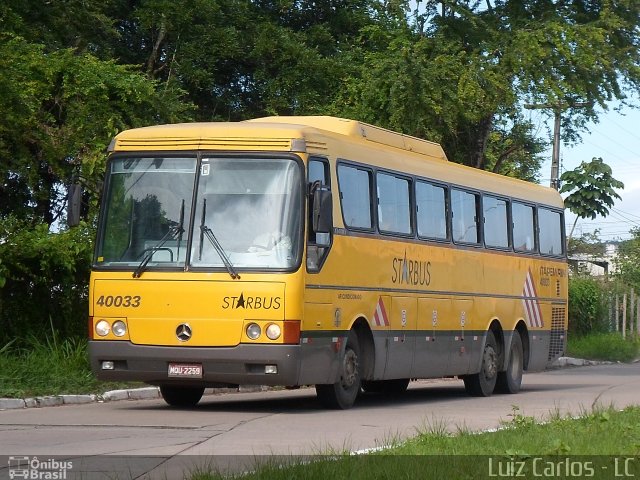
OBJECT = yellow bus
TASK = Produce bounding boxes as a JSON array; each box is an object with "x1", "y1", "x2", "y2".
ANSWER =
[{"x1": 89, "y1": 116, "x2": 567, "y2": 409}]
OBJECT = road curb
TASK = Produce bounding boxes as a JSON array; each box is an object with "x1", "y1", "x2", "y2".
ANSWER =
[{"x1": 0, "y1": 385, "x2": 268, "y2": 410}]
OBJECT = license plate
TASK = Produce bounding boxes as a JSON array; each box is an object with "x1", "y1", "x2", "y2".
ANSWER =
[{"x1": 168, "y1": 363, "x2": 203, "y2": 378}]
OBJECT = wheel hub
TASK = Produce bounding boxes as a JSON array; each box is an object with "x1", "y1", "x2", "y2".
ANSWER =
[
  {"x1": 341, "y1": 349, "x2": 358, "y2": 388},
  {"x1": 483, "y1": 346, "x2": 497, "y2": 380}
]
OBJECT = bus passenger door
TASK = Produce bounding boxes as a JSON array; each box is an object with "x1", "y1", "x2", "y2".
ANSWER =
[{"x1": 383, "y1": 297, "x2": 417, "y2": 379}]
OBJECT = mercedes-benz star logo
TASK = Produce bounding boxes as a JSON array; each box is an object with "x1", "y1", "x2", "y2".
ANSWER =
[{"x1": 176, "y1": 323, "x2": 192, "y2": 342}]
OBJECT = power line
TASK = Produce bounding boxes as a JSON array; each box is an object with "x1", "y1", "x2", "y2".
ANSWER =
[
  {"x1": 607, "y1": 115, "x2": 640, "y2": 143},
  {"x1": 612, "y1": 207, "x2": 640, "y2": 221},
  {"x1": 609, "y1": 208, "x2": 640, "y2": 226},
  {"x1": 579, "y1": 130, "x2": 639, "y2": 166}
]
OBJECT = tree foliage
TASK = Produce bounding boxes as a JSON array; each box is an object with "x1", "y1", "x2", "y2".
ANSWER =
[
  {"x1": 0, "y1": 218, "x2": 94, "y2": 344},
  {"x1": 617, "y1": 228, "x2": 640, "y2": 290},
  {"x1": 568, "y1": 276, "x2": 609, "y2": 336},
  {"x1": 559, "y1": 157, "x2": 624, "y2": 239},
  {"x1": 0, "y1": 34, "x2": 192, "y2": 225}
]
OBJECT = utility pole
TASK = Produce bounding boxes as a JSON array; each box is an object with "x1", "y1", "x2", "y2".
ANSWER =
[{"x1": 524, "y1": 101, "x2": 589, "y2": 190}]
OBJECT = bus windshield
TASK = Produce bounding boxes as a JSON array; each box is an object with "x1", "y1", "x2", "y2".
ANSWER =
[
  {"x1": 95, "y1": 155, "x2": 302, "y2": 272},
  {"x1": 191, "y1": 157, "x2": 302, "y2": 270}
]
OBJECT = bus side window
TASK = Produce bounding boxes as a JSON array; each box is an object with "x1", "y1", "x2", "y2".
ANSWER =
[
  {"x1": 307, "y1": 158, "x2": 331, "y2": 272},
  {"x1": 416, "y1": 181, "x2": 447, "y2": 240},
  {"x1": 483, "y1": 195, "x2": 509, "y2": 249},
  {"x1": 451, "y1": 188, "x2": 480, "y2": 244},
  {"x1": 377, "y1": 172, "x2": 411, "y2": 235},
  {"x1": 337, "y1": 164, "x2": 373, "y2": 230},
  {"x1": 513, "y1": 202, "x2": 536, "y2": 252}
]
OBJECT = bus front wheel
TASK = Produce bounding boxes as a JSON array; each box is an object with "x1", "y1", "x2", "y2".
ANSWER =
[
  {"x1": 463, "y1": 330, "x2": 498, "y2": 397},
  {"x1": 316, "y1": 330, "x2": 361, "y2": 409},
  {"x1": 160, "y1": 385, "x2": 204, "y2": 407}
]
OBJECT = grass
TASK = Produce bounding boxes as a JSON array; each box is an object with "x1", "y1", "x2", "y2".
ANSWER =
[
  {"x1": 567, "y1": 332, "x2": 640, "y2": 362},
  {"x1": 190, "y1": 405, "x2": 640, "y2": 480},
  {"x1": 0, "y1": 335, "x2": 141, "y2": 398}
]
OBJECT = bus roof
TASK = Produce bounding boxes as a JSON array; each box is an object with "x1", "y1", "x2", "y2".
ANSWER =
[
  {"x1": 111, "y1": 116, "x2": 446, "y2": 158},
  {"x1": 110, "y1": 116, "x2": 563, "y2": 208}
]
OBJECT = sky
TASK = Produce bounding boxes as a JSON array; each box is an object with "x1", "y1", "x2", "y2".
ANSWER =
[{"x1": 530, "y1": 103, "x2": 640, "y2": 242}]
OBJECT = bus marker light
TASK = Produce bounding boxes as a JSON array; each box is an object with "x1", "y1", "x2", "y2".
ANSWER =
[
  {"x1": 96, "y1": 320, "x2": 110, "y2": 337},
  {"x1": 102, "y1": 361, "x2": 115, "y2": 370},
  {"x1": 265, "y1": 365, "x2": 278, "y2": 374},
  {"x1": 265, "y1": 323, "x2": 281, "y2": 340}
]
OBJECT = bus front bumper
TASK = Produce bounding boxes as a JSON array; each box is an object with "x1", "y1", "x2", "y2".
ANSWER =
[{"x1": 89, "y1": 339, "x2": 339, "y2": 387}]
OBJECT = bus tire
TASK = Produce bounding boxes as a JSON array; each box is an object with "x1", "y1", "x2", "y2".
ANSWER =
[
  {"x1": 315, "y1": 330, "x2": 361, "y2": 409},
  {"x1": 160, "y1": 385, "x2": 204, "y2": 407},
  {"x1": 463, "y1": 330, "x2": 498, "y2": 397},
  {"x1": 495, "y1": 332, "x2": 523, "y2": 394},
  {"x1": 361, "y1": 378, "x2": 410, "y2": 395}
]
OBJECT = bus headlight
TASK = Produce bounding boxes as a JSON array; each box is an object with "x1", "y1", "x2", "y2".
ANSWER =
[
  {"x1": 95, "y1": 320, "x2": 110, "y2": 337},
  {"x1": 246, "y1": 323, "x2": 261, "y2": 340},
  {"x1": 112, "y1": 320, "x2": 127, "y2": 337},
  {"x1": 265, "y1": 323, "x2": 281, "y2": 340}
]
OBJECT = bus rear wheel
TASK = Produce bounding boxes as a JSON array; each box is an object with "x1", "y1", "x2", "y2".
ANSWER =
[
  {"x1": 316, "y1": 330, "x2": 361, "y2": 409},
  {"x1": 160, "y1": 385, "x2": 204, "y2": 407},
  {"x1": 463, "y1": 330, "x2": 498, "y2": 397},
  {"x1": 496, "y1": 332, "x2": 524, "y2": 394}
]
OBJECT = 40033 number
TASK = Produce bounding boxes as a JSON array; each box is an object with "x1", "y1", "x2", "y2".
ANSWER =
[{"x1": 96, "y1": 295, "x2": 141, "y2": 308}]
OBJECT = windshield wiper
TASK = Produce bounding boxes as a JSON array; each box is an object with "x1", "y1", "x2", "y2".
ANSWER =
[
  {"x1": 132, "y1": 200, "x2": 185, "y2": 278},
  {"x1": 199, "y1": 198, "x2": 240, "y2": 279}
]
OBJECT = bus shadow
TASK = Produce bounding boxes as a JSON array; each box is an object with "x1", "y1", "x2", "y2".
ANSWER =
[
  {"x1": 121, "y1": 383, "x2": 500, "y2": 413},
  {"x1": 122, "y1": 378, "x2": 595, "y2": 414}
]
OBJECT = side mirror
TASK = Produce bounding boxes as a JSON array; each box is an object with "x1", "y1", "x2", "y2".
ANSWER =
[
  {"x1": 312, "y1": 187, "x2": 332, "y2": 235},
  {"x1": 67, "y1": 184, "x2": 82, "y2": 227}
]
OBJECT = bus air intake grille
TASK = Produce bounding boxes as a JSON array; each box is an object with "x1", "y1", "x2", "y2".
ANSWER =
[{"x1": 548, "y1": 307, "x2": 566, "y2": 360}]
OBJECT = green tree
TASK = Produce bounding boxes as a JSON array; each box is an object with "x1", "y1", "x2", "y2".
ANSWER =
[
  {"x1": 567, "y1": 230, "x2": 606, "y2": 258},
  {"x1": 559, "y1": 157, "x2": 624, "y2": 240},
  {"x1": 1, "y1": 4, "x2": 192, "y2": 342},
  {"x1": 110, "y1": 0, "x2": 375, "y2": 120},
  {"x1": 568, "y1": 276, "x2": 608, "y2": 336},
  {"x1": 0, "y1": 33, "x2": 191, "y2": 226},
  {"x1": 334, "y1": 0, "x2": 640, "y2": 178},
  {"x1": 0, "y1": 217, "x2": 95, "y2": 345},
  {"x1": 617, "y1": 228, "x2": 640, "y2": 290}
]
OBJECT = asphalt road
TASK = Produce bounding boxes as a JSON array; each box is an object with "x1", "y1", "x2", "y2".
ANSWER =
[{"x1": 1, "y1": 362, "x2": 639, "y2": 479}]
